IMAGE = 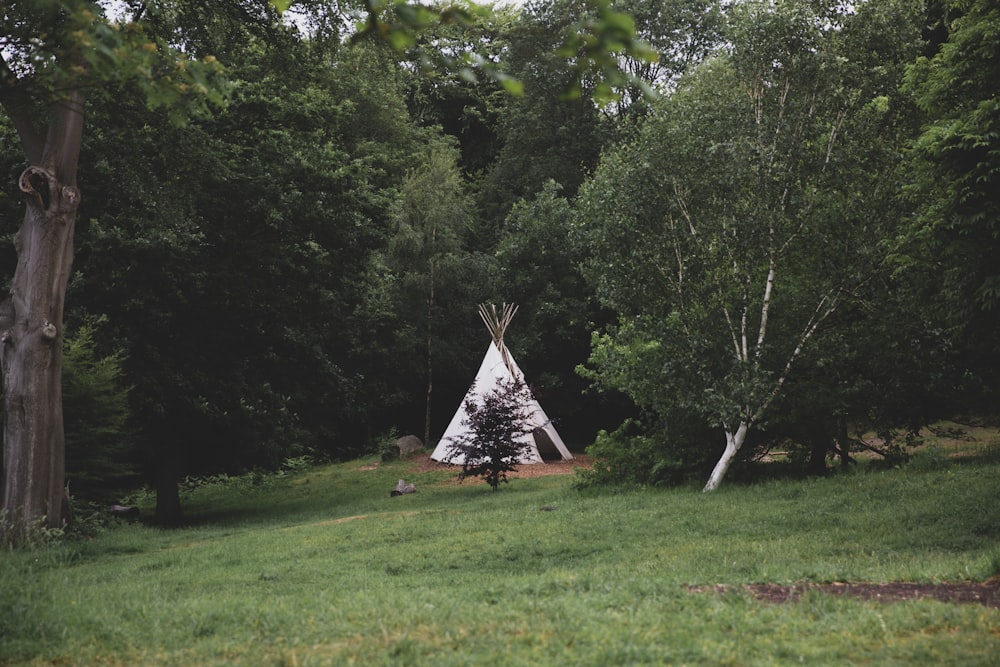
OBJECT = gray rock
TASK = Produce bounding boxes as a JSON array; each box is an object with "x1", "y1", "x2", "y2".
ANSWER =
[
  {"x1": 390, "y1": 478, "x2": 417, "y2": 497},
  {"x1": 396, "y1": 434, "x2": 424, "y2": 458},
  {"x1": 108, "y1": 504, "x2": 139, "y2": 519}
]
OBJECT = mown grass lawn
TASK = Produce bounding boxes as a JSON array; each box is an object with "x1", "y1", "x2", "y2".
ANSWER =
[{"x1": 2, "y1": 444, "x2": 999, "y2": 666}]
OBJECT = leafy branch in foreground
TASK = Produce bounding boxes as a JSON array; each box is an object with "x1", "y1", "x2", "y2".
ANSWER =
[
  {"x1": 446, "y1": 377, "x2": 535, "y2": 491},
  {"x1": 268, "y1": 0, "x2": 657, "y2": 102}
]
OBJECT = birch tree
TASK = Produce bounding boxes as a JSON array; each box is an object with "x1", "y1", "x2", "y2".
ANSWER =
[
  {"x1": 387, "y1": 143, "x2": 477, "y2": 446},
  {"x1": 578, "y1": 0, "x2": 918, "y2": 490}
]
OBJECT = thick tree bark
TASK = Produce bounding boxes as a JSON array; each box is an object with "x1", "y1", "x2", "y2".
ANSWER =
[{"x1": 0, "y1": 92, "x2": 83, "y2": 539}]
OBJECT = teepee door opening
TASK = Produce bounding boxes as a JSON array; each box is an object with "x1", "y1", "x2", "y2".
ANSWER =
[{"x1": 532, "y1": 428, "x2": 564, "y2": 462}]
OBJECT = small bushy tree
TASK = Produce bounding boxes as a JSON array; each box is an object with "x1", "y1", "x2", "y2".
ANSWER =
[
  {"x1": 62, "y1": 318, "x2": 137, "y2": 501},
  {"x1": 446, "y1": 377, "x2": 534, "y2": 491}
]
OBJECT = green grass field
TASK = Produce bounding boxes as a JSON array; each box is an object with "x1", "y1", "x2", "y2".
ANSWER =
[{"x1": 2, "y1": 442, "x2": 999, "y2": 666}]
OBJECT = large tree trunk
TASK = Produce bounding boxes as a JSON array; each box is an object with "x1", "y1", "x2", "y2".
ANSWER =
[
  {"x1": 805, "y1": 428, "x2": 832, "y2": 477},
  {"x1": 154, "y1": 449, "x2": 183, "y2": 525},
  {"x1": 834, "y1": 415, "x2": 853, "y2": 470},
  {"x1": 423, "y1": 262, "x2": 435, "y2": 447},
  {"x1": 1, "y1": 92, "x2": 83, "y2": 540},
  {"x1": 703, "y1": 421, "x2": 749, "y2": 492}
]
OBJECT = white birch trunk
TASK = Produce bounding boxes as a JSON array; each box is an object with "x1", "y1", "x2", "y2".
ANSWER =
[{"x1": 703, "y1": 421, "x2": 750, "y2": 492}]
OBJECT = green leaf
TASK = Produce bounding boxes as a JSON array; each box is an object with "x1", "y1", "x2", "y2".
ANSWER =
[
  {"x1": 496, "y1": 74, "x2": 524, "y2": 97},
  {"x1": 592, "y1": 81, "x2": 617, "y2": 105}
]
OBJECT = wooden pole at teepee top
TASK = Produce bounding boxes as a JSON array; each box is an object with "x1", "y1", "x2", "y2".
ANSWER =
[{"x1": 479, "y1": 302, "x2": 518, "y2": 375}]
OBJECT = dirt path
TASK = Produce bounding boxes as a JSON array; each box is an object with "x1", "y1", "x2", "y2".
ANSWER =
[{"x1": 690, "y1": 580, "x2": 1000, "y2": 608}]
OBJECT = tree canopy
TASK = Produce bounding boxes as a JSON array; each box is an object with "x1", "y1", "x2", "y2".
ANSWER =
[{"x1": 1, "y1": 0, "x2": 997, "y2": 536}]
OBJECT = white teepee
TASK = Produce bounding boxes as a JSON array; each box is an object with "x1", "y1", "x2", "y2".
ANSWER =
[{"x1": 431, "y1": 304, "x2": 573, "y2": 465}]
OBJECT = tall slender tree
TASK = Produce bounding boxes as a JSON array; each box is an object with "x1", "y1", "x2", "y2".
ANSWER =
[{"x1": 387, "y1": 143, "x2": 479, "y2": 445}]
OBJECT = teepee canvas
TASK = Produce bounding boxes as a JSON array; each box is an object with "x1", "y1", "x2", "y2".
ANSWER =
[{"x1": 431, "y1": 304, "x2": 573, "y2": 465}]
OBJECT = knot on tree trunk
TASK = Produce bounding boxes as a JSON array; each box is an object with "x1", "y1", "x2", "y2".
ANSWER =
[
  {"x1": 61, "y1": 185, "x2": 80, "y2": 206},
  {"x1": 41, "y1": 320, "x2": 58, "y2": 341}
]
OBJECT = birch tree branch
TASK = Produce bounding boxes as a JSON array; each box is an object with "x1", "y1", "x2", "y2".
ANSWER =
[
  {"x1": 753, "y1": 289, "x2": 840, "y2": 423},
  {"x1": 754, "y1": 258, "x2": 776, "y2": 362}
]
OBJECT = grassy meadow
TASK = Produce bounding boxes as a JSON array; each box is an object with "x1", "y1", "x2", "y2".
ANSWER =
[{"x1": 2, "y1": 436, "x2": 999, "y2": 666}]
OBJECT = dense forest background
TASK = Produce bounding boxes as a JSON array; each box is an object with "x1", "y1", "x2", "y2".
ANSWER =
[{"x1": 1, "y1": 0, "x2": 996, "y2": 520}]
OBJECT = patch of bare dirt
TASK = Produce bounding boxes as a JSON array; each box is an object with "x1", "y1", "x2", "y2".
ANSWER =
[
  {"x1": 689, "y1": 580, "x2": 1000, "y2": 608},
  {"x1": 414, "y1": 454, "x2": 591, "y2": 479}
]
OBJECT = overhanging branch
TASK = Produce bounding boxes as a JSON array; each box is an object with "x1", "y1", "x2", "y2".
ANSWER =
[{"x1": 0, "y1": 54, "x2": 45, "y2": 164}]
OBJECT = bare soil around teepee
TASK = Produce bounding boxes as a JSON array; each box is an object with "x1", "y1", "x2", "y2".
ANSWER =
[{"x1": 415, "y1": 453, "x2": 591, "y2": 478}]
